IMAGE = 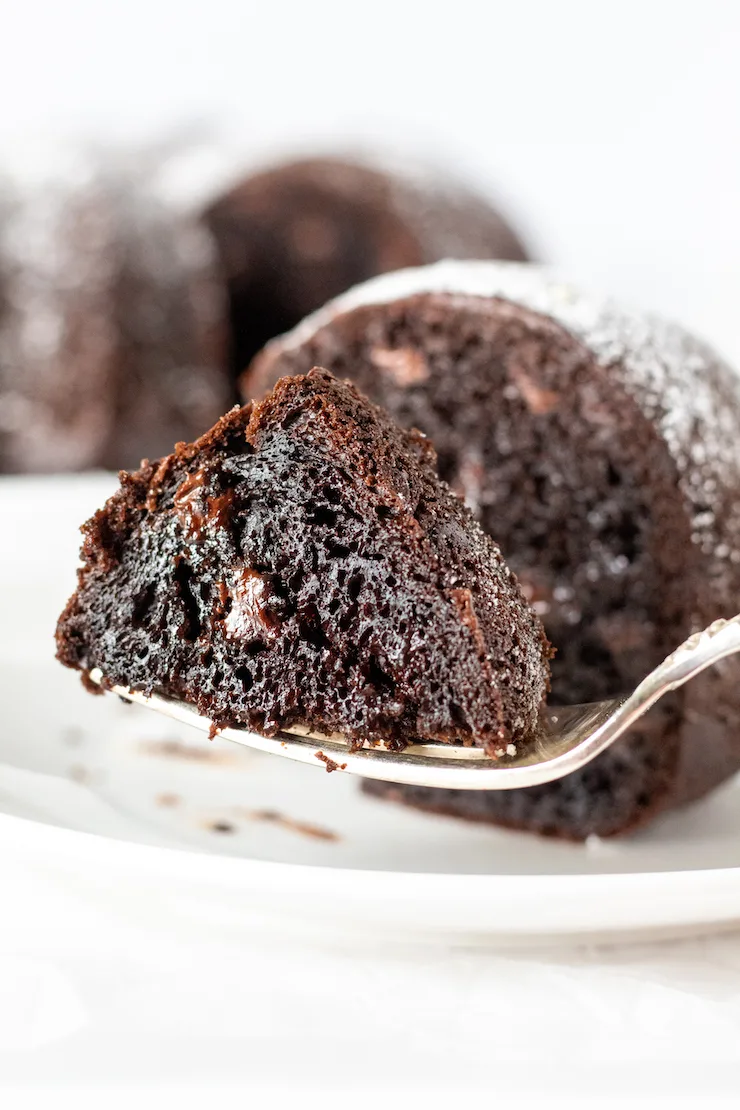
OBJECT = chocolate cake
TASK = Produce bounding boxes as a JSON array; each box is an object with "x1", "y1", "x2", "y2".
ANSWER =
[
  {"x1": 56, "y1": 369, "x2": 551, "y2": 753},
  {"x1": 1, "y1": 150, "x2": 528, "y2": 474},
  {"x1": 203, "y1": 157, "x2": 529, "y2": 378},
  {"x1": 246, "y1": 261, "x2": 740, "y2": 838},
  {"x1": 0, "y1": 158, "x2": 228, "y2": 473}
]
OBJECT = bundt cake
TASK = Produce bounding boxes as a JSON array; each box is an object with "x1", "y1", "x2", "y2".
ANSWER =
[
  {"x1": 245, "y1": 261, "x2": 740, "y2": 838},
  {"x1": 203, "y1": 156, "x2": 529, "y2": 379},
  {"x1": 2, "y1": 151, "x2": 529, "y2": 473},
  {"x1": 0, "y1": 156, "x2": 228, "y2": 473},
  {"x1": 56, "y1": 368, "x2": 551, "y2": 753}
]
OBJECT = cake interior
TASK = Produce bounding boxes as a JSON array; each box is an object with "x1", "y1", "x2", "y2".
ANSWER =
[{"x1": 57, "y1": 369, "x2": 550, "y2": 752}]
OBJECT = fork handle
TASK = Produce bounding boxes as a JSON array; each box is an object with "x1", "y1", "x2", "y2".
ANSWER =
[
  {"x1": 529, "y1": 613, "x2": 740, "y2": 793},
  {"x1": 650, "y1": 613, "x2": 740, "y2": 694}
]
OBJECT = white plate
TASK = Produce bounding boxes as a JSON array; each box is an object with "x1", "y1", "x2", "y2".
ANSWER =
[{"x1": 3, "y1": 473, "x2": 740, "y2": 944}]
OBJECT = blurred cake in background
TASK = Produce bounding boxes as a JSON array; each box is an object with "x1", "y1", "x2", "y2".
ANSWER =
[
  {"x1": 0, "y1": 152, "x2": 228, "y2": 473},
  {"x1": 203, "y1": 156, "x2": 530, "y2": 380},
  {"x1": 0, "y1": 146, "x2": 530, "y2": 473}
]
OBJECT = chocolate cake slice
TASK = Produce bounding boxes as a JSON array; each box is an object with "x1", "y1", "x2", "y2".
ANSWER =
[
  {"x1": 203, "y1": 156, "x2": 529, "y2": 379},
  {"x1": 56, "y1": 369, "x2": 551, "y2": 753},
  {"x1": 246, "y1": 261, "x2": 740, "y2": 837}
]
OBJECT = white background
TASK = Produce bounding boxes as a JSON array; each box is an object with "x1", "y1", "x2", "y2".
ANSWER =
[
  {"x1": 1, "y1": 0, "x2": 739, "y2": 362},
  {"x1": 2, "y1": 0, "x2": 740, "y2": 1102}
]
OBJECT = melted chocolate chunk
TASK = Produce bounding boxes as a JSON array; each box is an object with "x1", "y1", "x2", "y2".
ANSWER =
[
  {"x1": 222, "y1": 568, "x2": 279, "y2": 642},
  {"x1": 173, "y1": 469, "x2": 208, "y2": 536}
]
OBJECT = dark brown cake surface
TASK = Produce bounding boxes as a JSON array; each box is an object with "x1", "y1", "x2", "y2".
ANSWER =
[
  {"x1": 203, "y1": 156, "x2": 529, "y2": 379},
  {"x1": 56, "y1": 368, "x2": 551, "y2": 753},
  {"x1": 246, "y1": 262, "x2": 740, "y2": 837},
  {"x1": 0, "y1": 156, "x2": 229, "y2": 473}
]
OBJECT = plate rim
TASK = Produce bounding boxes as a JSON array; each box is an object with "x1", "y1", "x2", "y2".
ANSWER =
[{"x1": 5, "y1": 805, "x2": 740, "y2": 938}]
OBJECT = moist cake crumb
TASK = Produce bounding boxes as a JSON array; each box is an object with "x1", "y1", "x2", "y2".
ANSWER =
[
  {"x1": 56, "y1": 368, "x2": 551, "y2": 755},
  {"x1": 315, "y1": 752, "x2": 347, "y2": 773}
]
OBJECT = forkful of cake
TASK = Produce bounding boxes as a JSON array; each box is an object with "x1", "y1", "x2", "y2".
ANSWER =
[{"x1": 56, "y1": 365, "x2": 740, "y2": 795}]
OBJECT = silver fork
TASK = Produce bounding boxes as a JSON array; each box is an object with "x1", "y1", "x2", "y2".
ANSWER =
[{"x1": 88, "y1": 613, "x2": 740, "y2": 791}]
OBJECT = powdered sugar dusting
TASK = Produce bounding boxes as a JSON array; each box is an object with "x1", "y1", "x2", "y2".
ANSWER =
[
  {"x1": 0, "y1": 157, "x2": 118, "y2": 470},
  {"x1": 0, "y1": 141, "x2": 227, "y2": 471}
]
